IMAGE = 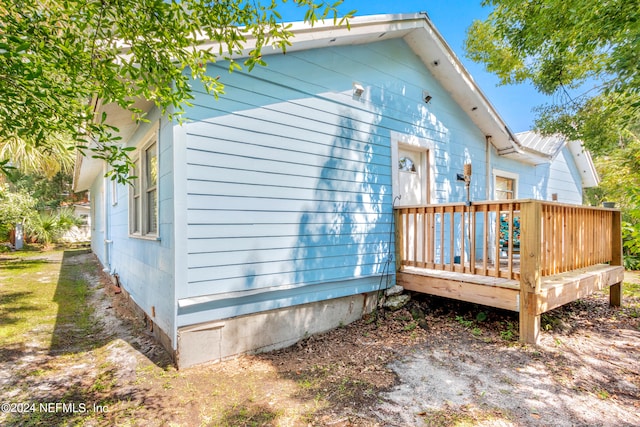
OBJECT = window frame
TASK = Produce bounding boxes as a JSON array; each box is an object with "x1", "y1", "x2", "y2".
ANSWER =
[
  {"x1": 129, "y1": 128, "x2": 159, "y2": 239},
  {"x1": 493, "y1": 169, "x2": 518, "y2": 200}
]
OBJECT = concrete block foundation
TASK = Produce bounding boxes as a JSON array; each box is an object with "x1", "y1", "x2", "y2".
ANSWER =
[{"x1": 176, "y1": 292, "x2": 377, "y2": 368}]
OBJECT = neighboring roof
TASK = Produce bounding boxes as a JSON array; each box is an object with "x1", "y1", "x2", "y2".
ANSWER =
[
  {"x1": 516, "y1": 131, "x2": 568, "y2": 157},
  {"x1": 516, "y1": 131, "x2": 600, "y2": 188},
  {"x1": 74, "y1": 12, "x2": 598, "y2": 190}
]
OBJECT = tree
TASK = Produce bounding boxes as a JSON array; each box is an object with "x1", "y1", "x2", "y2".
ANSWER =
[
  {"x1": 465, "y1": 0, "x2": 640, "y2": 266},
  {"x1": 8, "y1": 169, "x2": 80, "y2": 211},
  {"x1": 0, "y1": 135, "x2": 75, "y2": 179},
  {"x1": 1, "y1": 0, "x2": 354, "y2": 182},
  {"x1": 464, "y1": 0, "x2": 640, "y2": 155},
  {"x1": 0, "y1": 185, "x2": 37, "y2": 241}
]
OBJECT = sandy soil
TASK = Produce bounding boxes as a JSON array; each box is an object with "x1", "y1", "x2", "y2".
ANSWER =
[{"x1": 2, "y1": 251, "x2": 639, "y2": 426}]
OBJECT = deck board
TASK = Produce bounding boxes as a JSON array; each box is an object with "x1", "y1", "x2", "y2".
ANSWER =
[
  {"x1": 400, "y1": 266, "x2": 519, "y2": 289},
  {"x1": 397, "y1": 267, "x2": 520, "y2": 312},
  {"x1": 538, "y1": 264, "x2": 625, "y2": 314},
  {"x1": 397, "y1": 263, "x2": 624, "y2": 316}
]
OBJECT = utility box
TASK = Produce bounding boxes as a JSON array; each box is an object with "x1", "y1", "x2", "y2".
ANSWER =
[{"x1": 14, "y1": 223, "x2": 23, "y2": 250}]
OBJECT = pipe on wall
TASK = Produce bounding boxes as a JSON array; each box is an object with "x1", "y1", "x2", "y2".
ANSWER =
[{"x1": 485, "y1": 135, "x2": 492, "y2": 200}]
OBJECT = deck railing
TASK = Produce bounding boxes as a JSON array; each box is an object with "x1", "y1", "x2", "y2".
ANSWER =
[{"x1": 394, "y1": 200, "x2": 621, "y2": 281}]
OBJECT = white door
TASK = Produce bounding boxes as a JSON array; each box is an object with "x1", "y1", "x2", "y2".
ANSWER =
[{"x1": 397, "y1": 147, "x2": 426, "y2": 206}]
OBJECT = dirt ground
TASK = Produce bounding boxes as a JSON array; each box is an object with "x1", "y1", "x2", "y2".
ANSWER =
[{"x1": 1, "y1": 251, "x2": 639, "y2": 426}]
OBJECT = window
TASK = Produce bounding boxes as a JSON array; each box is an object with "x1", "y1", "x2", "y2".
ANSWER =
[
  {"x1": 145, "y1": 141, "x2": 158, "y2": 234},
  {"x1": 493, "y1": 170, "x2": 518, "y2": 200},
  {"x1": 130, "y1": 132, "x2": 159, "y2": 237},
  {"x1": 493, "y1": 170, "x2": 520, "y2": 253},
  {"x1": 130, "y1": 158, "x2": 141, "y2": 234},
  {"x1": 399, "y1": 156, "x2": 417, "y2": 172},
  {"x1": 495, "y1": 176, "x2": 515, "y2": 200}
]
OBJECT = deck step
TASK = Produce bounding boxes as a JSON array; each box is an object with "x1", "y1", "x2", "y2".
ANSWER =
[
  {"x1": 398, "y1": 264, "x2": 625, "y2": 316},
  {"x1": 397, "y1": 268, "x2": 520, "y2": 312}
]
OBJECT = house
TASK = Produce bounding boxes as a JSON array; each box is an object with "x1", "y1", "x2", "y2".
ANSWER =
[
  {"x1": 73, "y1": 13, "x2": 617, "y2": 368},
  {"x1": 60, "y1": 201, "x2": 91, "y2": 243}
]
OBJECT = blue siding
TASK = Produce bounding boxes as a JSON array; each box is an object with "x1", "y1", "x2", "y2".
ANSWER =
[
  {"x1": 544, "y1": 147, "x2": 583, "y2": 203},
  {"x1": 89, "y1": 175, "x2": 106, "y2": 267},
  {"x1": 176, "y1": 38, "x2": 506, "y2": 323},
  {"x1": 93, "y1": 109, "x2": 177, "y2": 341},
  {"x1": 172, "y1": 38, "x2": 586, "y2": 325},
  {"x1": 490, "y1": 146, "x2": 584, "y2": 203}
]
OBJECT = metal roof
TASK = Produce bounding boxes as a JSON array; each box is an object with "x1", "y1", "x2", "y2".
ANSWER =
[
  {"x1": 516, "y1": 131, "x2": 568, "y2": 159},
  {"x1": 516, "y1": 131, "x2": 599, "y2": 188}
]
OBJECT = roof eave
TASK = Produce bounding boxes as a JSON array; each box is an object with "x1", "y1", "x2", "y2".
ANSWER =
[
  {"x1": 568, "y1": 140, "x2": 600, "y2": 188},
  {"x1": 198, "y1": 13, "x2": 522, "y2": 156},
  {"x1": 73, "y1": 97, "x2": 155, "y2": 192}
]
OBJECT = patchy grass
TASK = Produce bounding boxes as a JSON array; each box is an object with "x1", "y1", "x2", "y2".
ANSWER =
[
  {"x1": 0, "y1": 249, "x2": 114, "y2": 426},
  {"x1": 0, "y1": 249, "x2": 99, "y2": 351},
  {"x1": 419, "y1": 404, "x2": 513, "y2": 427},
  {"x1": 622, "y1": 279, "x2": 640, "y2": 326},
  {"x1": 0, "y1": 255, "x2": 61, "y2": 346},
  {"x1": 623, "y1": 279, "x2": 640, "y2": 300}
]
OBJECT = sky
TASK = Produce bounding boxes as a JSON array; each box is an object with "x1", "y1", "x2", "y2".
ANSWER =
[{"x1": 276, "y1": 0, "x2": 549, "y2": 133}]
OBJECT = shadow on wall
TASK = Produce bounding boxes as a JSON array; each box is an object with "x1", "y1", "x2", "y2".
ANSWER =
[{"x1": 292, "y1": 113, "x2": 394, "y2": 289}]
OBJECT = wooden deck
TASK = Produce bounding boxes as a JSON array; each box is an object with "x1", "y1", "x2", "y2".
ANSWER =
[
  {"x1": 395, "y1": 200, "x2": 624, "y2": 344},
  {"x1": 398, "y1": 266, "x2": 520, "y2": 311},
  {"x1": 398, "y1": 264, "x2": 624, "y2": 315}
]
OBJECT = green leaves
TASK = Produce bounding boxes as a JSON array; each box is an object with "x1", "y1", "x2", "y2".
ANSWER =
[
  {"x1": 466, "y1": 0, "x2": 640, "y2": 156},
  {"x1": 1, "y1": 0, "x2": 353, "y2": 183},
  {"x1": 470, "y1": 1, "x2": 640, "y2": 260}
]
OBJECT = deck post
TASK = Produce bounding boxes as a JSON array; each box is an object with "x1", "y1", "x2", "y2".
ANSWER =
[
  {"x1": 610, "y1": 209, "x2": 623, "y2": 307},
  {"x1": 519, "y1": 200, "x2": 542, "y2": 344},
  {"x1": 395, "y1": 209, "x2": 404, "y2": 273}
]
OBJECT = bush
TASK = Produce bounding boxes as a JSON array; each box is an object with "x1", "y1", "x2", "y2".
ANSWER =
[
  {"x1": 0, "y1": 187, "x2": 37, "y2": 241},
  {"x1": 622, "y1": 192, "x2": 640, "y2": 271},
  {"x1": 26, "y1": 208, "x2": 81, "y2": 246},
  {"x1": 623, "y1": 221, "x2": 640, "y2": 270}
]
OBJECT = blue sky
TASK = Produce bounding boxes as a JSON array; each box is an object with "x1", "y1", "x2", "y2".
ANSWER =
[{"x1": 276, "y1": 0, "x2": 548, "y2": 133}]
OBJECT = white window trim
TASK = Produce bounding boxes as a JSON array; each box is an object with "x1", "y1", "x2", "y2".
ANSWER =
[
  {"x1": 129, "y1": 125, "x2": 159, "y2": 240},
  {"x1": 492, "y1": 169, "x2": 519, "y2": 200},
  {"x1": 390, "y1": 131, "x2": 435, "y2": 206}
]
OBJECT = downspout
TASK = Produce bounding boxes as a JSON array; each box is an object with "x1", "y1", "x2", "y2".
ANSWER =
[
  {"x1": 103, "y1": 165, "x2": 112, "y2": 273},
  {"x1": 486, "y1": 135, "x2": 498, "y2": 264},
  {"x1": 485, "y1": 136, "x2": 491, "y2": 200}
]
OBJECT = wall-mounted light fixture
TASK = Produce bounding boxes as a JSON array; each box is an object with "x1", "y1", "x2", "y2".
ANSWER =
[
  {"x1": 353, "y1": 82, "x2": 365, "y2": 97},
  {"x1": 422, "y1": 90, "x2": 432, "y2": 104}
]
